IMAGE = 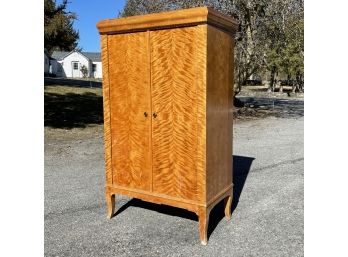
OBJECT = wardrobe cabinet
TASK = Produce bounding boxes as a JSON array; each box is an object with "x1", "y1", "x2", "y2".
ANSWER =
[{"x1": 97, "y1": 7, "x2": 237, "y2": 245}]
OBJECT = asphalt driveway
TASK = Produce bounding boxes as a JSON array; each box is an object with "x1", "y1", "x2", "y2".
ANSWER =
[{"x1": 45, "y1": 112, "x2": 303, "y2": 256}]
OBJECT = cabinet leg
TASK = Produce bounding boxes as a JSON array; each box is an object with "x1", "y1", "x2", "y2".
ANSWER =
[
  {"x1": 198, "y1": 207, "x2": 209, "y2": 245},
  {"x1": 224, "y1": 193, "x2": 233, "y2": 220},
  {"x1": 106, "y1": 193, "x2": 115, "y2": 219}
]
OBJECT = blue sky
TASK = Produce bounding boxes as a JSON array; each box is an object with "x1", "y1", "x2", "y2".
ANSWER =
[{"x1": 58, "y1": 0, "x2": 126, "y2": 52}]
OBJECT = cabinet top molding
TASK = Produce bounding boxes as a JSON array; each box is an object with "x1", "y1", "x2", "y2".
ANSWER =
[{"x1": 97, "y1": 7, "x2": 238, "y2": 35}]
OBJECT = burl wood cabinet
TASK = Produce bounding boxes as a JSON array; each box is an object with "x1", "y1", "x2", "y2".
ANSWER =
[{"x1": 97, "y1": 7, "x2": 237, "y2": 245}]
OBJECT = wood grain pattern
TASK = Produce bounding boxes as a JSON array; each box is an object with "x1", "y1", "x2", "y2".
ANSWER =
[
  {"x1": 97, "y1": 7, "x2": 238, "y2": 35},
  {"x1": 151, "y1": 26, "x2": 200, "y2": 201},
  {"x1": 224, "y1": 194, "x2": 232, "y2": 220},
  {"x1": 195, "y1": 25, "x2": 207, "y2": 204},
  {"x1": 198, "y1": 185, "x2": 232, "y2": 244},
  {"x1": 108, "y1": 32, "x2": 152, "y2": 191},
  {"x1": 206, "y1": 25, "x2": 234, "y2": 204},
  {"x1": 105, "y1": 183, "x2": 232, "y2": 244},
  {"x1": 106, "y1": 185, "x2": 202, "y2": 214},
  {"x1": 98, "y1": 8, "x2": 235, "y2": 245},
  {"x1": 198, "y1": 207, "x2": 209, "y2": 245},
  {"x1": 106, "y1": 192, "x2": 115, "y2": 219},
  {"x1": 100, "y1": 35, "x2": 113, "y2": 186}
]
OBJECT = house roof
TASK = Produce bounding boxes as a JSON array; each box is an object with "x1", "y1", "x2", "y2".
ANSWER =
[
  {"x1": 51, "y1": 50, "x2": 101, "y2": 62},
  {"x1": 51, "y1": 51, "x2": 70, "y2": 61},
  {"x1": 83, "y1": 52, "x2": 101, "y2": 62}
]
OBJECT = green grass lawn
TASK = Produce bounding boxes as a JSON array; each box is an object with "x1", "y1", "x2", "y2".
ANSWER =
[{"x1": 44, "y1": 85, "x2": 102, "y2": 96}]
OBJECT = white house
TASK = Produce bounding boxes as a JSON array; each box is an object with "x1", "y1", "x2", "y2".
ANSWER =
[{"x1": 50, "y1": 50, "x2": 102, "y2": 78}]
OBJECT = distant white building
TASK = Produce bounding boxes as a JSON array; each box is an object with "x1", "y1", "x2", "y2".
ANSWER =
[{"x1": 50, "y1": 50, "x2": 102, "y2": 78}]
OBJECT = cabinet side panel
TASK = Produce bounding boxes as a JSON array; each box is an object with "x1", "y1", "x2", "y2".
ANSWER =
[
  {"x1": 108, "y1": 32, "x2": 152, "y2": 191},
  {"x1": 151, "y1": 26, "x2": 203, "y2": 201},
  {"x1": 195, "y1": 25, "x2": 207, "y2": 204},
  {"x1": 101, "y1": 35, "x2": 113, "y2": 186},
  {"x1": 206, "y1": 25, "x2": 234, "y2": 203}
]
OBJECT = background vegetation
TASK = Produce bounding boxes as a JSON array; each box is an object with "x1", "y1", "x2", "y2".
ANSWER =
[
  {"x1": 121, "y1": 0, "x2": 304, "y2": 94},
  {"x1": 44, "y1": 0, "x2": 79, "y2": 54},
  {"x1": 44, "y1": 0, "x2": 304, "y2": 94}
]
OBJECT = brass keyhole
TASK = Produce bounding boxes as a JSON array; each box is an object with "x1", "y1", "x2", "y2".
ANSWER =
[
  {"x1": 144, "y1": 112, "x2": 148, "y2": 117},
  {"x1": 153, "y1": 112, "x2": 157, "y2": 118}
]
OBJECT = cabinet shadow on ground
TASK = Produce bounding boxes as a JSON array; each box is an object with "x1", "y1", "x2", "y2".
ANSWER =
[{"x1": 113, "y1": 155, "x2": 254, "y2": 240}]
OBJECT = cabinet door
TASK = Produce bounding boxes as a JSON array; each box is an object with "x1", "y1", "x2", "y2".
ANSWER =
[
  {"x1": 108, "y1": 32, "x2": 152, "y2": 191},
  {"x1": 150, "y1": 27, "x2": 204, "y2": 201}
]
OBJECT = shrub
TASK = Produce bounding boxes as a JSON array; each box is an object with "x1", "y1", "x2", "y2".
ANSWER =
[{"x1": 80, "y1": 65, "x2": 88, "y2": 78}]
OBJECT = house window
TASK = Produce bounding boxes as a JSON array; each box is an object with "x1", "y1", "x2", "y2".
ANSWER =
[
  {"x1": 92, "y1": 64, "x2": 97, "y2": 72},
  {"x1": 73, "y1": 62, "x2": 79, "y2": 70}
]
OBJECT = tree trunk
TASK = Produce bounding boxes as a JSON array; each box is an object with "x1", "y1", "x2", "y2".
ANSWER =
[
  {"x1": 296, "y1": 73, "x2": 304, "y2": 92},
  {"x1": 266, "y1": 80, "x2": 271, "y2": 92},
  {"x1": 234, "y1": 72, "x2": 244, "y2": 107},
  {"x1": 292, "y1": 83, "x2": 296, "y2": 93},
  {"x1": 235, "y1": 67, "x2": 243, "y2": 95},
  {"x1": 268, "y1": 67, "x2": 277, "y2": 92}
]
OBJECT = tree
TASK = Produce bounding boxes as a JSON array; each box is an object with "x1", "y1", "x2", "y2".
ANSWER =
[
  {"x1": 229, "y1": 0, "x2": 269, "y2": 93},
  {"x1": 121, "y1": 0, "x2": 210, "y2": 17},
  {"x1": 120, "y1": 0, "x2": 270, "y2": 96},
  {"x1": 261, "y1": 0, "x2": 304, "y2": 92},
  {"x1": 44, "y1": 0, "x2": 79, "y2": 54},
  {"x1": 120, "y1": 0, "x2": 304, "y2": 94},
  {"x1": 283, "y1": 11, "x2": 304, "y2": 92},
  {"x1": 80, "y1": 65, "x2": 88, "y2": 78}
]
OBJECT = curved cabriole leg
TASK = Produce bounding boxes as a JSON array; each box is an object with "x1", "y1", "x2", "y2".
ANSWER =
[
  {"x1": 224, "y1": 192, "x2": 233, "y2": 220},
  {"x1": 106, "y1": 193, "x2": 115, "y2": 219},
  {"x1": 198, "y1": 207, "x2": 209, "y2": 245}
]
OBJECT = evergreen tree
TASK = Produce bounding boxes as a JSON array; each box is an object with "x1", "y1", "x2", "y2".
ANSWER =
[{"x1": 44, "y1": 0, "x2": 79, "y2": 54}]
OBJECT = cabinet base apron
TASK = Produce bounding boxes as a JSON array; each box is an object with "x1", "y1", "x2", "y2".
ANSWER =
[{"x1": 105, "y1": 183, "x2": 233, "y2": 245}]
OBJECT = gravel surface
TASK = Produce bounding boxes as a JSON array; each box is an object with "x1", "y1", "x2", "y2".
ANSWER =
[{"x1": 45, "y1": 102, "x2": 303, "y2": 256}]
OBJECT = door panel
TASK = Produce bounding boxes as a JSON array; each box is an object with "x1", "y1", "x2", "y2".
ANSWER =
[
  {"x1": 150, "y1": 27, "x2": 199, "y2": 201},
  {"x1": 108, "y1": 32, "x2": 152, "y2": 191},
  {"x1": 72, "y1": 61, "x2": 79, "y2": 77}
]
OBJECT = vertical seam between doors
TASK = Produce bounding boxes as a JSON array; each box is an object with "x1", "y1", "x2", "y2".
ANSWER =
[{"x1": 148, "y1": 30, "x2": 154, "y2": 192}]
